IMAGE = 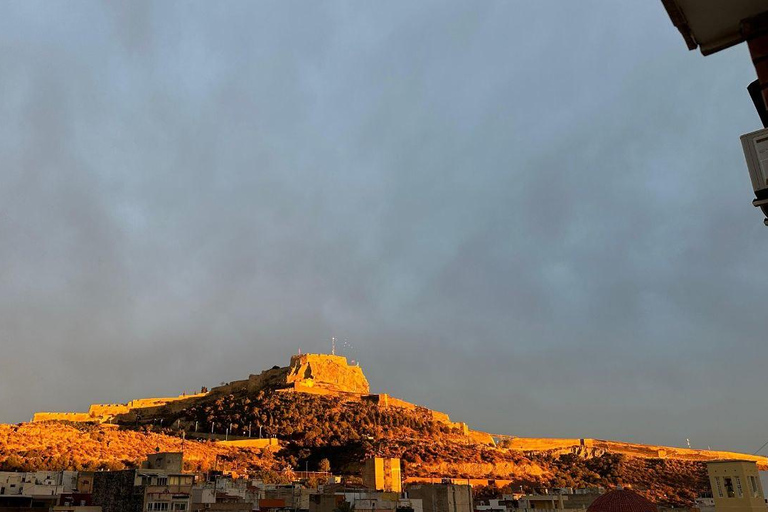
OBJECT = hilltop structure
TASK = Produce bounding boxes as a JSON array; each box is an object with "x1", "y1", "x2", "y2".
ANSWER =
[
  {"x1": 33, "y1": 354, "x2": 369, "y2": 424},
  {"x1": 30, "y1": 353, "x2": 768, "y2": 472}
]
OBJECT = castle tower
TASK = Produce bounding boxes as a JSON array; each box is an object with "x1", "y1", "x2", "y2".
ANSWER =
[{"x1": 708, "y1": 460, "x2": 766, "y2": 512}]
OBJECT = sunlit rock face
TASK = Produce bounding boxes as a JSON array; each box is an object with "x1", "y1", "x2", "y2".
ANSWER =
[{"x1": 285, "y1": 353, "x2": 370, "y2": 395}]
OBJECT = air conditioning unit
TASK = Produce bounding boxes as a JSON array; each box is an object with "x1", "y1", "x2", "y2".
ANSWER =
[{"x1": 740, "y1": 127, "x2": 768, "y2": 225}]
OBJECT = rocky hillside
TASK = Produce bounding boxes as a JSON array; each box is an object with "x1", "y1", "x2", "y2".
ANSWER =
[
  {"x1": 0, "y1": 422, "x2": 284, "y2": 479},
  {"x1": 16, "y1": 353, "x2": 767, "y2": 507}
]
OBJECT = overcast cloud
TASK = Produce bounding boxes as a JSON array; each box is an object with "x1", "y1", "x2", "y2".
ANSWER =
[{"x1": 1, "y1": 1, "x2": 767, "y2": 454}]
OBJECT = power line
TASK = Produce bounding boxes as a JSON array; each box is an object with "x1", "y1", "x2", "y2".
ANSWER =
[{"x1": 753, "y1": 440, "x2": 768, "y2": 455}]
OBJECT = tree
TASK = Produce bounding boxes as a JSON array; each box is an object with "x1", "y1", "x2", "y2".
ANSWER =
[{"x1": 318, "y1": 458, "x2": 331, "y2": 473}]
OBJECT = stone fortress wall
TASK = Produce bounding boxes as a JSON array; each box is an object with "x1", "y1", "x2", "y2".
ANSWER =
[
  {"x1": 33, "y1": 393, "x2": 207, "y2": 424},
  {"x1": 30, "y1": 353, "x2": 768, "y2": 467},
  {"x1": 30, "y1": 353, "x2": 496, "y2": 445},
  {"x1": 503, "y1": 437, "x2": 768, "y2": 468},
  {"x1": 32, "y1": 412, "x2": 93, "y2": 422}
]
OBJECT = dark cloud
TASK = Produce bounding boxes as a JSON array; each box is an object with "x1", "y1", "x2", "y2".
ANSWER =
[{"x1": 0, "y1": 1, "x2": 766, "y2": 454}]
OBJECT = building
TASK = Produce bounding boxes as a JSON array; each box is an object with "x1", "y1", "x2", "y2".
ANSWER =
[
  {"x1": 476, "y1": 497, "x2": 514, "y2": 512},
  {"x1": 659, "y1": 1, "x2": 768, "y2": 225},
  {"x1": 308, "y1": 490, "x2": 422, "y2": 512},
  {"x1": 0, "y1": 494, "x2": 59, "y2": 510},
  {"x1": 93, "y1": 453, "x2": 194, "y2": 512},
  {"x1": 518, "y1": 493, "x2": 570, "y2": 511},
  {"x1": 695, "y1": 495, "x2": 716, "y2": 512},
  {"x1": 77, "y1": 472, "x2": 95, "y2": 495},
  {"x1": 352, "y1": 495, "x2": 422, "y2": 512},
  {"x1": 516, "y1": 489, "x2": 602, "y2": 512},
  {"x1": 408, "y1": 483, "x2": 472, "y2": 512},
  {"x1": 309, "y1": 492, "x2": 343, "y2": 512},
  {"x1": 143, "y1": 452, "x2": 184, "y2": 472},
  {"x1": 586, "y1": 489, "x2": 657, "y2": 512},
  {"x1": 0, "y1": 470, "x2": 89, "y2": 511},
  {"x1": 190, "y1": 482, "x2": 253, "y2": 512},
  {"x1": 707, "y1": 461, "x2": 766, "y2": 512},
  {"x1": 362, "y1": 458, "x2": 402, "y2": 493},
  {"x1": 52, "y1": 506, "x2": 102, "y2": 512},
  {"x1": 0, "y1": 470, "x2": 78, "y2": 497},
  {"x1": 92, "y1": 470, "x2": 145, "y2": 512},
  {"x1": 58, "y1": 492, "x2": 96, "y2": 509}
]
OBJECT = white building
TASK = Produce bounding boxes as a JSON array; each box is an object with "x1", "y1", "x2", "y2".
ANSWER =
[{"x1": 0, "y1": 471, "x2": 78, "y2": 496}]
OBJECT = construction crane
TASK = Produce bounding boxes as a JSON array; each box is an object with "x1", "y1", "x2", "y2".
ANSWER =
[{"x1": 662, "y1": 0, "x2": 768, "y2": 225}]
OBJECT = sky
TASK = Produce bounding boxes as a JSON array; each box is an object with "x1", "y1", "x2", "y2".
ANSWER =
[{"x1": 1, "y1": 1, "x2": 767, "y2": 454}]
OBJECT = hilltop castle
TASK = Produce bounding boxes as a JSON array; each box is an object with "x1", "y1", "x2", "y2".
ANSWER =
[
  {"x1": 33, "y1": 353, "x2": 495, "y2": 444},
  {"x1": 34, "y1": 353, "x2": 365, "y2": 421}
]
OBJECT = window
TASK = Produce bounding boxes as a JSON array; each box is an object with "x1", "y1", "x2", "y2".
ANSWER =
[
  {"x1": 172, "y1": 503, "x2": 187, "y2": 511},
  {"x1": 750, "y1": 476, "x2": 762, "y2": 498},
  {"x1": 156, "y1": 477, "x2": 168, "y2": 486},
  {"x1": 724, "y1": 477, "x2": 736, "y2": 498},
  {"x1": 148, "y1": 503, "x2": 169, "y2": 511},
  {"x1": 735, "y1": 477, "x2": 744, "y2": 498},
  {"x1": 715, "y1": 477, "x2": 724, "y2": 498}
]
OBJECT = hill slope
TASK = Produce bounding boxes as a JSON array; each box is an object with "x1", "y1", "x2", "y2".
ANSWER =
[{"x1": 14, "y1": 354, "x2": 765, "y2": 507}]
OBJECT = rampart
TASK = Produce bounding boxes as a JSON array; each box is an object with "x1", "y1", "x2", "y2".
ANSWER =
[
  {"x1": 215, "y1": 438, "x2": 280, "y2": 449},
  {"x1": 504, "y1": 438, "x2": 768, "y2": 469},
  {"x1": 33, "y1": 393, "x2": 207, "y2": 424},
  {"x1": 88, "y1": 404, "x2": 130, "y2": 418},
  {"x1": 32, "y1": 412, "x2": 92, "y2": 423},
  {"x1": 468, "y1": 429, "x2": 496, "y2": 446}
]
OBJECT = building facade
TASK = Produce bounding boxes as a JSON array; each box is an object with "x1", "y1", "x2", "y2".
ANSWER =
[
  {"x1": 408, "y1": 483, "x2": 472, "y2": 512},
  {"x1": 707, "y1": 460, "x2": 765, "y2": 512},
  {"x1": 363, "y1": 458, "x2": 402, "y2": 493},
  {"x1": 93, "y1": 454, "x2": 194, "y2": 512}
]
